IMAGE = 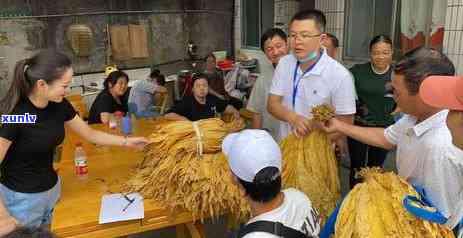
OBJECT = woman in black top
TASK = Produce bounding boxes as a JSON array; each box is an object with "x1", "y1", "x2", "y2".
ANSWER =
[
  {"x1": 88, "y1": 71, "x2": 129, "y2": 124},
  {"x1": 0, "y1": 50, "x2": 147, "y2": 231},
  {"x1": 347, "y1": 35, "x2": 395, "y2": 188},
  {"x1": 165, "y1": 73, "x2": 240, "y2": 121}
]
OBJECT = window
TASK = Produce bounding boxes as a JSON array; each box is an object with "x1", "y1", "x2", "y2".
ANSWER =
[
  {"x1": 241, "y1": 0, "x2": 274, "y2": 49},
  {"x1": 343, "y1": 0, "x2": 400, "y2": 61}
]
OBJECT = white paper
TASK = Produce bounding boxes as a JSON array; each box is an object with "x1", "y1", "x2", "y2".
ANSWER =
[{"x1": 99, "y1": 193, "x2": 144, "y2": 224}]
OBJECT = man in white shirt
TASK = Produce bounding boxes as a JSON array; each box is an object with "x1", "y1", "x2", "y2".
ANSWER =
[
  {"x1": 267, "y1": 9, "x2": 356, "y2": 141},
  {"x1": 420, "y1": 75, "x2": 463, "y2": 237},
  {"x1": 247, "y1": 28, "x2": 289, "y2": 140},
  {"x1": 321, "y1": 47, "x2": 462, "y2": 232},
  {"x1": 321, "y1": 33, "x2": 339, "y2": 60},
  {"x1": 128, "y1": 70, "x2": 167, "y2": 117},
  {"x1": 222, "y1": 129, "x2": 320, "y2": 238}
]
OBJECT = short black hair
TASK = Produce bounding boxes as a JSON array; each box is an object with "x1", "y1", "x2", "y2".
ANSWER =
[
  {"x1": 260, "y1": 28, "x2": 288, "y2": 52},
  {"x1": 206, "y1": 52, "x2": 216, "y2": 61},
  {"x1": 149, "y1": 69, "x2": 166, "y2": 86},
  {"x1": 394, "y1": 47, "x2": 455, "y2": 95},
  {"x1": 237, "y1": 167, "x2": 281, "y2": 203},
  {"x1": 4, "y1": 227, "x2": 56, "y2": 238},
  {"x1": 290, "y1": 9, "x2": 326, "y2": 32},
  {"x1": 325, "y1": 33, "x2": 339, "y2": 48},
  {"x1": 149, "y1": 69, "x2": 161, "y2": 78},
  {"x1": 192, "y1": 72, "x2": 209, "y2": 86},
  {"x1": 103, "y1": 70, "x2": 128, "y2": 89},
  {"x1": 369, "y1": 35, "x2": 392, "y2": 51}
]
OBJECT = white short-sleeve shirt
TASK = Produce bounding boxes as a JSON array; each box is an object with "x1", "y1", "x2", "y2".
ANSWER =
[
  {"x1": 269, "y1": 51, "x2": 356, "y2": 140},
  {"x1": 247, "y1": 57, "x2": 281, "y2": 140},
  {"x1": 384, "y1": 110, "x2": 463, "y2": 229},
  {"x1": 243, "y1": 188, "x2": 320, "y2": 238},
  {"x1": 128, "y1": 78, "x2": 160, "y2": 112}
]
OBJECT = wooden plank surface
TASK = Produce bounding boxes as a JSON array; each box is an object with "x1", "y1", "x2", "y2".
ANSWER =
[{"x1": 52, "y1": 119, "x2": 204, "y2": 238}]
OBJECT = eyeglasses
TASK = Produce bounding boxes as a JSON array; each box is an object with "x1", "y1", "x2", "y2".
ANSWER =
[
  {"x1": 371, "y1": 51, "x2": 393, "y2": 56},
  {"x1": 289, "y1": 32, "x2": 321, "y2": 41}
]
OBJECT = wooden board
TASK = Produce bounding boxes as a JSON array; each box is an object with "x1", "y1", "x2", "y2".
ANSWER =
[
  {"x1": 129, "y1": 24, "x2": 149, "y2": 58},
  {"x1": 109, "y1": 25, "x2": 131, "y2": 61}
]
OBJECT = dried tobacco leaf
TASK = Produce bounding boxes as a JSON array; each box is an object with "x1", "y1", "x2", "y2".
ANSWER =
[
  {"x1": 124, "y1": 118, "x2": 250, "y2": 221},
  {"x1": 335, "y1": 168, "x2": 455, "y2": 238}
]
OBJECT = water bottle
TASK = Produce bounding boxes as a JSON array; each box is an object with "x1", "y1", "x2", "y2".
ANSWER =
[
  {"x1": 122, "y1": 115, "x2": 132, "y2": 135},
  {"x1": 74, "y1": 143, "x2": 88, "y2": 179},
  {"x1": 110, "y1": 111, "x2": 123, "y2": 129}
]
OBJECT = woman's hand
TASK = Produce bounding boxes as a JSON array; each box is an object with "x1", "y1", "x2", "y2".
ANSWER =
[
  {"x1": 123, "y1": 137, "x2": 149, "y2": 149},
  {"x1": 100, "y1": 112, "x2": 110, "y2": 124},
  {"x1": 224, "y1": 105, "x2": 240, "y2": 120}
]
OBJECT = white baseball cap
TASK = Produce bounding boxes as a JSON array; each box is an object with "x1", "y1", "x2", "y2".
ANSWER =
[{"x1": 222, "y1": 129, "x2": 282, "y2": 183}]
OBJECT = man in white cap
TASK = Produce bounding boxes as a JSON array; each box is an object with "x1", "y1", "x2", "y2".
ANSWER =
[{"x1": 222, "y1": 129, "x2": 320, "y2": 238}]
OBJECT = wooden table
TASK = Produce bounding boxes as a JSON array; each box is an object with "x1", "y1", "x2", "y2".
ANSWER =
[{"x1": 51, "y1": 119, "x2": 205, "y2": 238}]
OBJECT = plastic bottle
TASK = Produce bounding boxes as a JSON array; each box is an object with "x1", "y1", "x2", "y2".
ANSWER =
[
  {"x1": 113, "y1": 111, "x2": 124, "y2": 130},
  {"x1": 122, "y1": 115, "x2": 132, "y2": 135},
  {"x1": 74, "y1": 143, "x2": 88, "y2": 179},
  {"x1": 109, "y1": 114, "x2": 117, "y2": 129}
]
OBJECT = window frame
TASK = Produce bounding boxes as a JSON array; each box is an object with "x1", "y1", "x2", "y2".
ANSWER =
[
  {"x1": 241, "y1": 0, "x2": 274, "y2": 50},
  {"x1": 342, "y1": 0, "x2": 399, "y2": 62}
]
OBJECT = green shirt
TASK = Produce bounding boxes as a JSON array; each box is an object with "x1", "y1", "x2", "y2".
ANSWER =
[{"x1": 350, "y1": 62, "x2": 395, "y2": 126}]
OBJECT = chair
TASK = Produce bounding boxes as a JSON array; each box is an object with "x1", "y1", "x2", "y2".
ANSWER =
[
  {"x1": 153, "y1": 92, "x2": 168, "y2": 115},
  {"x1": 66, "y1": 94, "x2": 89, "y2": 120},
  {"x1": 129, "y1": 102, "x2": 157, "y2": 118}
]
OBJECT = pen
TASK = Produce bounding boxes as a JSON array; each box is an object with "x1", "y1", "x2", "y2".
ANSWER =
[
  {"x1": 121, "y1": 194, "x2": 135, "y2": 212},
  {"x1": 122, "y1": 199, "x2": 135, "y2": 212},
  {"x1": 122, "y1": 194, "x2": 134, "y2": 203}
]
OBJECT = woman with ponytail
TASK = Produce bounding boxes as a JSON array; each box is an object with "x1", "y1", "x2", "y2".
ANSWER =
[{"x1": 0, "y1": 50, "x2": 147, "y2": 230}]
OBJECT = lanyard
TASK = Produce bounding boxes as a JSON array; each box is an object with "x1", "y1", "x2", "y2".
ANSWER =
[{"x1": 292, "y1": 52, "x2": 322, "y2": 108}]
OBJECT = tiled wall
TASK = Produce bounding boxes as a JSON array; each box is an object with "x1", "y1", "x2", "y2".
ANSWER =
[
  {"x1": 443, "y1": 0, "x2": 463, "y2": 75},
  {"x1": 234, "y1": 0, "x2": 242, "y2": 52},
  {"x1": 315, "y1": 0, "x2": 346, "y2": 61},
  {"x1": 274, "y1": 0, "x2": 300, "y2": 33}
]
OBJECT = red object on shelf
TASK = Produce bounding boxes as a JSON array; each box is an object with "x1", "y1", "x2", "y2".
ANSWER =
[
  {"x1": 181, "y1": 74, "x2": 194, "y2": 97},
  {"x1": 177, "y1": 71, "x2": 194, "y2": 98},
  {"x1": 217, "y1": 59, "x2": 234, "y2": 71}
]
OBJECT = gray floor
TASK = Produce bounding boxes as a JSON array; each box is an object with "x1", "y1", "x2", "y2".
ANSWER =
[{"x1": 126, "y1": 150, "x2": 397, "y2": 238}]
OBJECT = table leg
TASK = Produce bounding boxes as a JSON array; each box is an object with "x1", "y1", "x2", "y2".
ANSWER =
[
  {"x1": 226, "y1": 213, "x2": 240, "y2": 231},
  {"x1": 195, "y1": 222, "x2": 206, "y2": 237},
  {"x1": 186, "y1": 222, "x2": 205, "y2": 238},
  {"x1": 176, "y1": 224, "x2": 187, "y2": 238}
]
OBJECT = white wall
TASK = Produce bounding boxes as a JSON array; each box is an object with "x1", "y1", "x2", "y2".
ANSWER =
[{"x1": 69, "y1": 67, "x2": 151, "y2": 111}]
